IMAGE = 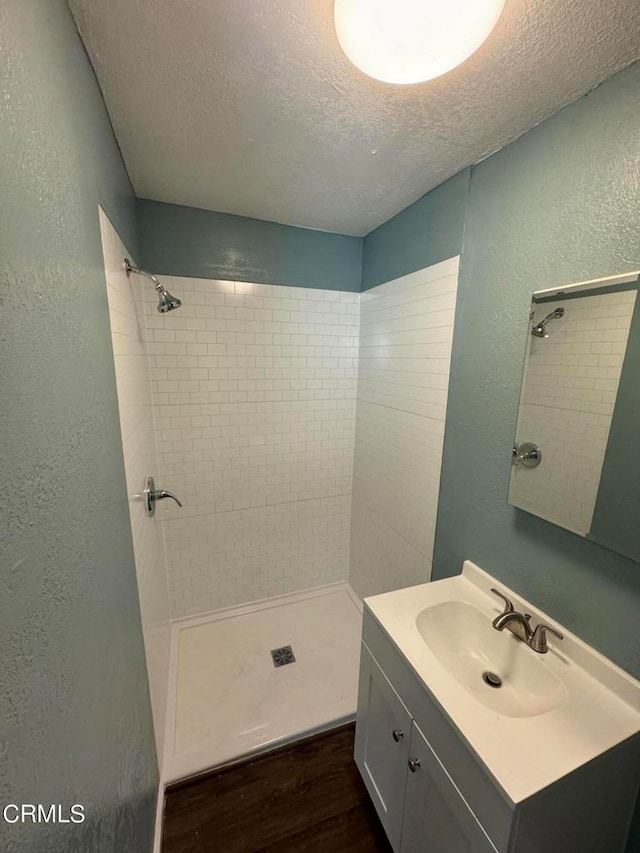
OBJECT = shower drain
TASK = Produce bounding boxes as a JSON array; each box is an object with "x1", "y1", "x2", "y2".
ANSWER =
[
  {"x1": 482, "y1": 671, "x2": 502, "y2": 688},
  {"x1": 271, "y1": 645, "x2": 296, "y2": 667}
]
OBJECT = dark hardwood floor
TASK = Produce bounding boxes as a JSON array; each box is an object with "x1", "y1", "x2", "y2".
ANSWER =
[{"x1": 162, "y1": 724, "x2": 392, "y2": 853}]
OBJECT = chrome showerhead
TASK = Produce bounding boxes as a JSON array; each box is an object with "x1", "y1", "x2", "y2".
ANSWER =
[
  {"x1": 157, "y1": 289, "x2": 182, "y2": 313},
  {"x1": 124, "y1": 258, "x2": 182, "y2": 313},
  {"x1": 532, "y1": 307, "x2": 564, "y2": 337}
]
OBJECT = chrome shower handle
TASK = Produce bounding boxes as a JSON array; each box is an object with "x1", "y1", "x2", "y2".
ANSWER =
[
  {"x1": 153, "y1": 489, "x2": 183, "y2": 507},
  {"x1": 512, "y1": 442, "x2": 542, "y2": 468},
  {"x1": 517, "y1": 448, "x2": 539, "y2": 463},
  {"x1": 143, "y1": 476, "x2": 183, "y2": 516}
]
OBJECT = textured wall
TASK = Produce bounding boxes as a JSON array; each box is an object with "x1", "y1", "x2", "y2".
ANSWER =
[
  {"x1": 350, "y1": 258, "x2": 459, "y2": 598},
  {"x1": 591, "y1": 291, "x2": 640, "y2": 562},
  {"x1": 99, "y1": 209, "x2": 172, "y2": 768},
  {"x1": 359, "y1": 67, "x2": 640, "y2": 847},
  {"x1": 361, "y1": 170, "x2": 469, "y2": 290},
  {"x1": 434, "y1": 61, "x2": 640, "y2": 681},
  {"x1": 142, "y1": 276, "x2": 359, "y2": 617},
  {"x1": 137, "y1": 198, "x2": 363, "y2": 292},
  {"x1": 0, "y1": 2, "x2": 157, "y2": 851},
  {"x1": 358, "y1": 62, "x2": 640, "y2": 681}
]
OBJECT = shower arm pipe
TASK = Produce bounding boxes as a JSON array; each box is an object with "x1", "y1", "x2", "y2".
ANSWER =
[{"x1": 124, "y1": 258, "x2": 165, "y2": 294}]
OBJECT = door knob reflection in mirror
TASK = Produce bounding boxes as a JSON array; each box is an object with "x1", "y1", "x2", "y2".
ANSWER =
[
  {"x1": 143, "y1": 476, "x2": 183, "y2": 517},
  {"x1": 512, "y1": 442, "x2": 542, "y2": 469}
]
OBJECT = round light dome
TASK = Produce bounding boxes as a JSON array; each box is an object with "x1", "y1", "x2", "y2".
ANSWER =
[{"x1": 334, "y1": 0, "x2": 506, "y2": 85}]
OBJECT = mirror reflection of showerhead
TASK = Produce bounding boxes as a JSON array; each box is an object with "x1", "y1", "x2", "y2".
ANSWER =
[
  {"x1": 532, "y1": 307, "x2": 564, "y2": 337},
  {"x1": 124, "y1": 258, "x2": 182, "y2": 313}
]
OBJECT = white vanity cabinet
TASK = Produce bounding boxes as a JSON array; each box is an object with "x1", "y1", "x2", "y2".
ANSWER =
[
  {"x1": 354, "y1": 650, "x2": 412, "y2": 849},
  {"x1": 400, "y1": 723, "x2": 496, "y2": 853},
  {"x1": 356, "y1": 644, "x2": 497, "y2": 853},
  {"x1": 355, "y1": 604, "x2": 640, "y2": 853}
]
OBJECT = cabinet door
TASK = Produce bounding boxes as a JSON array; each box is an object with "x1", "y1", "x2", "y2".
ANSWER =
[
  {"x1": 400, "y1": 723, "x2": 497, "y2": 853},
  {"x1": 354, "y1": 646, "x2": 412, "y2": 852}
]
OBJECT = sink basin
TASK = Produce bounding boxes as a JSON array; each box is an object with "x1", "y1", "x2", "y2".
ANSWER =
[
  {"x1": 416, "y1": 600, "x2": 566, "y2": 718},
  {"x1": 364, "y1": 560, "x2": 640, "y2": 804}
]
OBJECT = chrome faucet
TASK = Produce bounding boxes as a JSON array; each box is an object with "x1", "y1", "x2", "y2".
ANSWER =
[{"x1": 490, "y1": 589, "x2": 563, "y2": 654}]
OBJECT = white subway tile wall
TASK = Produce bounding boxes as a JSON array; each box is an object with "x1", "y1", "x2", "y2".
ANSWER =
[
  {"x1": 349, "y1": 257, "x2": 460, "y2": 598},
  {"x1": 509, "y1": 290, "x2": 637, "y2": 535},
  {"x1": 141, "y1": 277, "x2": 360, "y2": 617},
  {"x1": 99, "y1": 209, "x2": 171, "y2": 768}
]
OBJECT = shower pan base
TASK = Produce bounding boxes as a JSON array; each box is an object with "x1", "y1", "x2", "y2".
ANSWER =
[{"x1": 163, "y1": 583, "x2": 362, "y2": 783}]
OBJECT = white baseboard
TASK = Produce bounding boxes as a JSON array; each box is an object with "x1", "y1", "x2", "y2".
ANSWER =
[{"x1": 152, "y1": 781, "x2": 164, "y2": 853}]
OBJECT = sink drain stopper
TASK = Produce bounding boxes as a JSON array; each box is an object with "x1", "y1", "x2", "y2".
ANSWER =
[{"x1": 482, "y1": 671, "x2": 502, "y2": 688}]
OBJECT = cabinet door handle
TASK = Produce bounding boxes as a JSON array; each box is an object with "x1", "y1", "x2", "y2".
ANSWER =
[
  {"x1": 392, "y1": 729, "x2": 404, "y2": 742},
  {"x1": 408, "y1": 758, "x2": 420, "y2": 772}
]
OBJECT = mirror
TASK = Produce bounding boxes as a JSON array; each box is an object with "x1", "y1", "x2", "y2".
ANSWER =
[{"x1": 509, "y1": 270, "x2": 640, "y2": 563}]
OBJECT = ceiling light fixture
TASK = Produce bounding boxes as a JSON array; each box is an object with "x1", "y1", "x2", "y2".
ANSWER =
[{"x1": 334, "y1": 0, "x2": 506, "y2": 85}]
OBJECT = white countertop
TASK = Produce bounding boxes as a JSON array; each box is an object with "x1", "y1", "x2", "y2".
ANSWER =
[{"x1": 364, "y1": 561, "x2": 640, "y2": 804}]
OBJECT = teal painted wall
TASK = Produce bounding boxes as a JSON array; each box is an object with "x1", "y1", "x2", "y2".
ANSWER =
[
  {"x1": 362, "y1": 67, "x2": 640, "y2": 847},
  {"x1": 137, "y1": 163, "x2": 469, "y2": 294},
  {"x1": 361, "y1": 169, "x2": 470, "y2": 290},
  {"x1": 0, "y1": 1, "x2": 157, "y2": 851},
  {"x1": 137, "y1": 198, "x2": 363, "y2": 291},
  {"x1": 434, "y1": 61, "x2": 640, "y2": 681},
  {"x1": 361, "y1": 62, "x2": 640, "y2": 681},
  {"x1": 590, "y1": 291, "x2": 640, "y2": 563}
]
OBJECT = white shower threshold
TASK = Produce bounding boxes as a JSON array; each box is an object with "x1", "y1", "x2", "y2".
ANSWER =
[{"x1": 162, "y1": 582, "x2": 363, "y2": 784}]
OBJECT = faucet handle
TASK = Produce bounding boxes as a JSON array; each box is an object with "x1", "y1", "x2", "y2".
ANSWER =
[
  {"x1": 143, "y1": 476, "x2": 183, "y2": 517},
  {"x1": 531, "y1": 623, "x2": 564, "y2": 654},
  {"x1": 154, "y1": 489, "x2": 183, "y2": 507},
  {"x1": 490, "y1": 588, "x2": 514, "y2": 615}
]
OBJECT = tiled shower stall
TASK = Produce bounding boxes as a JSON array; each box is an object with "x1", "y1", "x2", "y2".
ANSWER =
[
  {"x1": 145, "y1": 276, "x2": 360, "y2": 617},
  {"x1": 100, "y1": 209, "x2": 460, "y2": 781}
]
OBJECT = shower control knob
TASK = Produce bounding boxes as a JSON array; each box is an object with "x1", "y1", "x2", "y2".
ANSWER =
[
  {"x1": 408, "y1": 758, "x2": 421, "y2": 773},
  {"x1": 512, "y1": 442, "x2": 542, "y2": 469},
  {"x1": 143, "y1": 476, "x2": 183, "y2": 517},
  {"x1": 392, "y1": 729, "x2": 404, "y2": 742}
]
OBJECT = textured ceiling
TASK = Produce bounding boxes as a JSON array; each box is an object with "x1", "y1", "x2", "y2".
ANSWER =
[{"x1": 68, "y1": 0, "x2": 640, "y2": 236}]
